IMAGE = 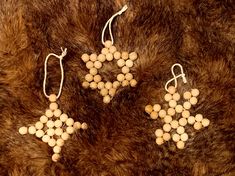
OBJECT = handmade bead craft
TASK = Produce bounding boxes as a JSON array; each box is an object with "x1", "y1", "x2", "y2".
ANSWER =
[
  {"x1": 18, "y1": 48, "x2": 88, "y2": 162},
  {"x1": 81, "y1": 5, "x2": 138, "y2": 103},
  {"x1": 145, "y1": 63, "x2": 210, "y2": 149}
]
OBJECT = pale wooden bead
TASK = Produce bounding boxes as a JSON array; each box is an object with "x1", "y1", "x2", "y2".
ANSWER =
[
  {"x1": 55, "y1": 128, "x2": 63, "y2": 136},
  {"x1": 202, "y1": 118, "x2": 210, "y2": 127},
  {"x1": 125, "y1": 73, "x2": 133, "y2": 81},
  {"x1": 81, "y1": 53, "x2": 89, "y2": 63},
  {"x1": 122, "y1": 66, "x2": 130, "y2": 74},
  {"x1": 66, "y1": 118, "x2": 74, "y2": 126},
  {"x1": 180, "y1": 133, "x2": 188, "y2": 142},
  {"x1": 97, "y1": 82, "x2": 105, "y2": 89},
  {"x1": 106, "y1": 53, "x2": 113, "y2": 61},
  {"x1": 172, "y1": 93, "x2": 180, "y2": 101},
  {"x1": 150, "y1": 111, "x2": 158, "y2": 119},
  {"x1": 19, "y1": 126, "x2": 28, "y2": 135},
  {"x1": 176, "y1": 140, "x2": 185, "y2": 149},
  {"x1": 163, "y1": 123, "x2": 171, "y2": 132},
  {"x1": 171, "y1": 120, "x2": 179, "y2": 129},
  {"x1": 100, "y1": 88, "x2": 108, "y2": 96},
  {"x1": 130, "y1": 79, "x2": 137, "y2": 87},
  {"x1": 117, "y1": 59, "x2": 125, "y2": 67},
  {"x1": 47, "y1": 128, "x2": 55, "y2": 136},
  {"x1": 168, "y1": 86, "x2": 176, "y2": 94},
  {"x1": 48, "y1": 138, "x2": 56, "y2": 147},
  {"x1": 56, "y1": 138, "x2": 64, "y2": 147},
  {"x1": 121, "y1": 52, "x2": 129, "y2": 60},
  {"x1": 49, "y1": 94, "x2": 57, "y2": 102},
  {"x1": 82, "y1": 82, "x2": 90, "y2": 89},
  {"x1": 182, "y1": 110, "x2": 190, "y2": 118},
  {"x1": 85, "y1": 74, "x2": 93, "y2": 82},
  {"x1": 153, "y1": 104, "x2": 161, "y2": 112},
  {"x1": 28, "y1": 126, "x2": 36, "y2": 134},
  {"x1": 164, "y1": 93, "x2": 172, "y2": 102},
  {"x1": 52, "y1": 153, "x2": 60, "y2": 162},
  {"x1": 191, "y1": 89, "x2": 200, "y2": 97},
  {"x1": 183, "y1": 101, "x2": 191, "y2": 110},
  {"x1": 35, "y1": 121, "x2": 43, "y2": 130},
  {"x1": 45, "y1": 109, "x2": 53, "y2": 118},
  {"x1": 194, "y1": 122, "x2": 202, "y2": 130},
  {"x1": 81, "y1": 122, "x2": 88, "y2": 130},
  {"x1": 42, "y1": 135, "x2": 50, "y2": 143},
  {"x1": 54, "y1": 109, "x2": 62, "y2": 117},
  {"x1": 179, "y1": 118, "x2": 187, "y2": 126},
  {"x1": 114, "y1": 51, "x2": 121, "y2": 59},
  {"x1": 49, "y1": 103, "x2": 58, "y2": 111},
  {"x1": 94, "y1": 61, "x2": 102, "y2": 69},
  {"x1": 90, "y1": 82, "x2": 97, "y2": 89},
  {"x1": 169, "y1": 100, "x2": 177, "y2": 108},
  {"x1": 175, "y1": 105, "x2": 183, "y2": 113},
  {"x1": 89, "y1": 68, "x2": 98, "y2": 75},
  {"x1": 36, "y1": 130, "x2": 44, "y2": 138},
  {"x1": 155, "y1": 129, "x2": 163, "y2": 137},
  {"x1": 103, "y1": 95, "x2": 111, "y2": 103},
  {"x1": 60, "y1": 114, "x2": 68, "y2": 122},
  {"x1": 159, "y1": 109, "x2": 166, "y2": 118},
  {"x1": 167, "y1": 108, "x2": 176, "y2": 116},
  {"x1": 122, "y1": 80, "x2": 129, "y2": 87},
  {"x1": 125, "y1": 60, "x2": 134, "y2": 68},
  {"x1": 94, "y1": 75, "x2": 102, "y2": 83},
  {"x1": 183, "y1": 91, "x2": 192, "y2": 100},
  {"x1": 54, "y1": 120, "x2": 62, "y2": 128},
  {"x1": 156, "y1": 137, "x2": 164, "y2": 145},
  {"x1": 163, "y1": 133, "x2": 171, "y2": 141},
  {"x1": 90, "y1": 53, "x2": 97, "y2": 62},
  {"x1": 109, "y1": 88, "x2": 116, "y2": 97},
  {"x1": 129, "y1": 52, "x2": 138, "y2": 61},
  {"x1": 73, "y1": 122, "x2": 81, "y2": 130},
  {"x1": 104, "y1": 40, "x2": 112, "y2": 48},
  {"x1": 98, "y1": 54, "x2": 106, "y2": 62},
  {"x1": 117, "y1": 74, "x2": 125, "y2": 82},
  {"x1": 190, "y1": 97, "x2": 198, "y2": 105},
  {"x1": 145, "y1": 105, "x2": 153, "y2": 114},
  {"x1": 195, "y1": 114, "x2": 203, "y2": 122},
  {"x1": 40, "y1": 115, "x2": 48, "y2": 123},
  {"x1": 86, "y1": 61, "x2": 94, "y2": 69},
  {"x1": 172, "y1": 133, "x2": 180, "y2": 142},
  {"x1": 105, "y1": 82, "x2": 113, "y2": 89},
  {"x1": 101, "y1": 48, "x2": 109, "y2": 55},
  {"x1": 188, "y1": 116, "x2": 195, "y2": 125},
  {"x1": 53, "y1": 145, "x2": 61, "y2": 154},
  {"x1": 113, "y1": 81, "x2": 120, "y2": 88},
  {"x1": 61, "y1": 132, "x2": 69, "y2": 140},
  {"x1": 109, "y1": 46, "x2": 117, "y2": 53},
  {"x1": 176, "y1": 126, "x2": 185, "y2": 134},
  {"x1": 164, "y1": 115, "x2": 172, "y2": 124},
  {"x1": 47, "y1": 120, "x2": 54, "y2": 128},
  {"x1": 66, "y1": 126, "x2": 75, "y2": 134}
]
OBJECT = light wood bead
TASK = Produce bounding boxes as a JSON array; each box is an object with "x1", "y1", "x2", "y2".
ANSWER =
[
  {"x1": 155, "y1": 129, "x2": 163, "y2": 137},
  {"x1": 47, "y1": 120, "x2": 54, "y2": 128},
  {"x1": 54, "y1": 109, "x2": 62, "y2": 117},
  {"x1": 47, "y1": 128, "x2": 55, "y2": 136},
  {"x1": 129, "y1": 52, "x2": 138, "y2": 61},
  {"x1": 90, "y1": 82, "x2": 97, "y2": 89},
  {"x1": 179, "y1": 118, "x2": 187, "y2": 126},
  {"x1": 169, "y1": 100, "x2": 177, "y2": 108},
  {"x1": 42, "y1": 135, "x2": 50, "y2": 143},
  {"x1": 176, "y1": 126, "x2": 185, "y2": 134},
  {"x1": 182, "y1": 110, "x2": 190, "y2": 118},
  {"x1": 122, "y1": 66, "x2": 130, "y2": 74},
  {"x1": 164, "y1": 93, "x2": 172, "y2": 102},
  {"x1": 101, "y1": 48, "x2": 109, "y2": 55},
  {"x1": 150, "y1": 111, "x2": 158, "y2": 119},
  {"x1": 109, "y1": 46, "x2": 117, "y2": 53},
  {"x1": 81, "y1": 122, "x2": 88, "y2": 130},
  {"x1": 121, "y1": 52, "x2": 129, "y2": 60},
  {"x1": 156, "y1": 137, "x2": 164, "y2": 145},
  {"x1": 125, "y1": 73, "x2": 133, "y2": 81},
  {"x1": 66, "y1": 118, "x2": 74, "y2": 126},
  {"x1": 117, "y1": 59, "x2": 126, "y2": 67},
  {"x1": 82, "y1": 82, "x2": 90, "y2": 89},
  {"x1": 191, "y1": 89, "x2": 200, "y2": 97},
  {"x1": 40, "y1": 115, "x2": 48, "y2": 123},
  {"x1": 172, "y1": 133, "x2": 180, "y2": 142},
  {"x1": 60, "y1": 114, "x2": 68, "y2": 122},
  {"x1": 130, "y1": 79, "x2": 137, "y2": 87},
  {"x1": 195, "y1": 114, "x2": 203, "y2": 122},
  {"x1": 163, "y1": 133, "x2": 171, "y2": 141},
  {"x1": 106, "y1": 53, "x2": 113, "y2": 61},
  {"x1": 190, "y1": 97, "x2": 198, "y2": 105},
  {"x1": 109, "y1": 88, "x2": 116, "y2": 97},
  {"x1": 153, "y1": 104, "x2": 161, "y2": 112},
  {"x1": 52, "y1": 153, "x2": 60, "y2": 162},
  {"x1": 117, "y1": 74, "x2": 125, "y2": 82},
  {"x1": 49, "y1": 94, "x2": 57, "y2": 102},
  {"x1": 104, "y1": 40, "x2": 112, "y2": 48},
  {"x1": 168, "y1": 86, "x2": 176, "y2": 94},
  {"x1": 81, "y1": 53, "x2": 89, "y2": 63},
  {"x1": 98, "y1": 54, "x2": 106, "y2": 62},
  {"x1": 56, "y1": 138, "x2": 64, "y2": 147},
  {"x1": 171, "y1": 120, "x2": 179, "y2": 129},
  {"x1": 125, "y1": 60, "x2": 134, "y2": 68},
  {"x1": 48, "y1": 138, "x2": 56, "y2": 147},
  {"x1": 194, "y1": 122, "x2": 202, "y2": 130},
  {"x1": 28, "y1": 126, "x2": 36, "y2": 134},
  {"x1": 49, "y1": 103, "x2": 58, "y2": 111},
  {"x1": 122, "y1": 80, "x2": 129, "y2": 87},
  {"x1": 183, "y1": 101, "x2": 191, "y2": 110},
  {"x1": 180, "y1": 133, "x2": 188, "y2": 142},
  {"x1": 90, "y1": 53, "x2": 97, "y2": 62},
  {"x1": 176, "y1": 140, "x2": 185, "y2": 149},
  {"x1": 97, "y1": 82, "x2": 105, "y2": 89},
  {"x1": 73, "y1": 122, "x2": 81, "y2": 130},
  {"x1": 45, "y1": 109, "x2": 53, "y2": 118},
  {"x1": 159, "y1": 109, "x2": 166, "y2": 118},
  {"x1": 94, "y1": 61, "x2": 102, "y2": 69},
  {"x1": 164, "y1": 115, "x2": 172, "y2": 124},
  {"x1": 86, "y1": 61, "x2": 94, "y2": 69},
  {"x1": 105, "y1": 82, "x2": 113, "y2": 89},
  {"x1": 167, "y1": 108, "x2": 176, "y2": 116},
  {"x1": 61, "y1": 132, "x2": 69, "y2": 140},
  {"x1": 183, "y1": 91, "x2": 192, "y2": 100},
  {"x1": 100, "y1": 88, "x2": 108, "y2": 96},
  {"x1": 163, "y1": 123, "x2": 171, "y2": 132},
  {"x1": 94, "y1": 75, "x2": 102, "y2": 83},
  {"x1": 188, "y1": 116, "x2": 195, "y2": 125},
  {"x1": 114, "y1": 51, "x2": 121, "y2": 59},
  {"x1": 89, "y1": 68, "x2": 98, "y2": 75},
  {"x1": 202, "y1": 118, "x2": 210, "y2": 127},
  {"x1": 36, "y1": 130, "x2": 44, "y2": 138},
  {"x1": 175, "y1": 105, "x2": 183, "y2": 113},
  {"x1": 66, "y1": 126, "x2": 75, "y2": 134},
  {"x1": 35, "y1": 121, "x2": 43, "y2": 130},
  {"x1": 55, "y1": 128, "x2": 63, "y2": 136},
  {"x1": 54, "y1": 120, "x2": 62, "y2": 128},
  {"x1": 113, "y1": 81, "x2": 120, "y2": 88},
  {"x1": 103, "y1": 95, "x2": 111, "y2": 103},
  {"x1": 145, "y1": 105, "x2": 153, "y2": 114},
  {"x1": 85, "y1": 74, "x2": 93, "y2": 82},
  {"x1": 53, "y1": 146, "x2": 61, "y2": 154},
  {"x1": 172, "y1": 93, "x2": 180, "y2": 101},
  {"x1": 19, "y1": 126, "x2": 28, "y2": 135}
]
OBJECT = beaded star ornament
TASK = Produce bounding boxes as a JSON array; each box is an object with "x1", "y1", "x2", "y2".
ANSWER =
[
  {"x1": 81, "y1": 5, "x2": 138, "y2": 103},
  {"x1": 18, "y1": 48, "x2": 88, "y2": 162},
  {"x1": 145, "y1": 63, "x2": 210, "y2": 149}
]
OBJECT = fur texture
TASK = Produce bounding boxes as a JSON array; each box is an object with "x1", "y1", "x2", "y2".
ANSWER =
[{"x1": 0, "y1": 0, "x2": 235, "y2": 175}]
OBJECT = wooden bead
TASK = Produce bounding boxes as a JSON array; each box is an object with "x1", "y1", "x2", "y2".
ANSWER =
[
  {"x1": 155, "y1": 129, "x2": 163, "y2": 137},
  {"x1": 53, "y1": 146, "x2": 61, "y2": 154},
  {"x1": 94, "y1": 61, "x2": 102, "y2": 69},
  {"x1": 101, "y1": 48, "x2": 109, "y2": 55},
  {"x1": 54, "y1": 109, "x2": 62, "y2": 117},
  {"x1": 179, "y1": 118, "x2": 187, "y2": 126},
  {"x1": 168, "y1": 86, "x2": 176, "y2": 94},
  {"x1": 45, "y1": 109, "x2": 53, "y2": 118},
  {"x1": 56, "y1": 138, "x2": 64, "y2": 147},
  {"x1": 94, "y1": 75, "x2": 102, "y2": 83},
  {"x1": 156, "y1": 137, "x2": 164, "y2": 145},
  {"x1": 40, "y1": 115, "x2": 48, "y2": 123},
  {"x1": 103, "y1": 95, "x2": 111, "y2": 103},
  {"x1": 176, "y1": 126, "x2": 185, "y2": 134},
  {"x1": 100, "y1": 88, "x2": 108, "y2": 96},
  {"x1": 171, "y1": 120, "x2": 179, "y2": 129},
  {"x1": 129, "y1": 52, "x2": 137, "y2": 61},
  {"x1": 202, "y1": 118, "x2": 210, "y2": 127},
  {"x1": 86, "y1": 61, "x2": 94, "y2": 69},
  {"x1": 125, "y1": 60, "x2": 134, "y2": 68},
  {"x1": 42, "y1": 135, "x2": 50, "y2": 143},
  {"x1": 61, "y1": 132, "x2": 69, "y2": 140},
  {"x1": 60, "y1": 114, "x2": 68, "y2": 122},
  {"x1": 180, "y1": 133, "x2": 188, "y2": 142},
  {"x1": 52, "y1": 153, "x2": 60, "y2": 162},
  {"x1": 81, "y1": 53, "x2": 89, "y2": 62},
  {"x1": 188, "y1": 116, "x2": 195, "y2": 125},
  {"x1": 117, "y1": 59, "x2": 125, "y2": 67},
  {"x1": 112, "y1": 81, "x2": 120, "y2": 89},
  {"x1": 130, "y1": 79, "x2": 137, "y2": 87},
  {"x1": 183, "y1": 91, "x2": 192, "y2": 100},
  {"x1": 182, "y1": 110, "x2": 190, "y2": 118},
  {"x1": 36, "y1": 130, "x2": 44, "y2": 138},
  {"x1": 55, "y1": 128, "x2": 63, "y2": 136},
  {"x1": 172, "y1": 133, "x2": 180, "y2": 142},
  {"x1": 105, "y1": 82, "x2": 113, "y2": 89},
  {"x1": 172, "y1": 93, "x2": 180, "y2": 101},
  {"x1": 85, "y1": 74, "x2": 93, "y2": 82},
  {"x1": 164, "y1": 115, "x2": 172, "y2": 124},
  {"x1": 117, "y1": 74, "x2": 125, "y2": 82},
  {"x1": 66, "y1": 126, "x2": 75, "y2": 134},
  {"x1": 191, "y1": 89, "x2": 199, "y2": 97},
  {"x1": 49, "y1": 94, "x2": 57, "y2": 102},
  {"x1": 28, "y1": 126, "x2": 36, "y2": 134},
  {"x1": 167, "y1": 108, "x2": 175, "y2": 116},
  {"x1": 106, "y1": 53, "x2": 113, "y2": 61},
  {"x1": 49, "y1": 103, "x2": 58, "y2": 111},
  {"x1": 109, "y1": 88, "x2": 116, "y2": 96},
  {"x1": 109, "y1": 46, "x2": 117, "y2": 53},
  {"x1": 125, "y1": 73, "x2": 133, "y2": 81},
  {"x1": 35, "y1": 121, "x2": 43, "y2": 130},
  {"x1": 114, "y1": 51, "x2": 121, "y2": 59},
  {"x1": 54, "y1": 120, "x2": 62, "y2": 128},
  {"x1": 175, "y1": 105, "x2": 183, "y2": 113},
  {"x1": 97, "y1": 82, "x2": 105, "y2": 89},
  {"x1": 48, "y1": 138, "x2": 56, "y2": 147},
  {"x1": 122, "y1": 66, "x2": 130, "y2": 74},
  {"x1": 81, "y1": 122, "x2": 88, "y2": 130},
  {"x1": 150, "y1": 111, "x2": 158, "y2": 119},
  {"x1": 159, "y1": 109, "x2": 166, "y2": 118},
  {"x1": 169, "y1": 100, "x2": 177, "y2": 108},
  {"x1": 121, "y1": 52, "x2": 129, "y2": 60},
  {"x1": 163, "y1": 133, "x2": 171, "y2": 141},
  {"x1": 47, "y1": 128, "x2": 55, "y2": 136},
  {"x1": 176, "y1": 140, "x2": 185, "y2": 149},
  {"x1": 82, "y1": 82, "x2": 90, "y2": 89},
  {"x1": 90, "y1": 82, "x2": 97, "y2": 89},
  {"x1": 19, "y1": 126, "x2": 28, "y2": 135},
  {"x1": 104, "y1": 40, "x2": 112, "y2": 48},
  {"x1": 89, "y1": 68, "x2": 98, "y2": 75},
  {"x1": 47, "y1": 120, "x2": 54, "y2": 128},
  {"x1": 90, "y1": 53, "x2": 97, "y2": 62},
  {"x1": 98, "y1": 54, "x2": 106, "y2": 62},
  {"x1": 183, "y1": 101, "x2": 191, "y2": 110},
  {"x1": 73, "y1": 122, "x2": 81, "y2": 130},
  {"x1": 194, "y1": 122, "x2": 202, "y2": 130},
  {"x1": 153, "y1": 104, "x2": 161, "y2": 112},
  {"x1": 145, "y1": 105, "x2": 153, "y2": 114},
  {"x1": 66, "y1": 118, "x2": 74, "y2": 126},
  {"x1": 195, "y1": 114, "x2": 203, "y2": 122},
  {"x1": 163, "y1": 123, "x2": 171, "y2": 132},
  {"x1": 190, "y1": 97, "x2": 198, "y2": 105},
  {"x1": 164, "y1": 93, "x2": 172, "y2": 102}
]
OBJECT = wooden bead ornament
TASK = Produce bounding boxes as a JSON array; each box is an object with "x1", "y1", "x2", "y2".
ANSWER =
[{"x1": 18, "y1": 49, "x2": 87, "y2": 162}]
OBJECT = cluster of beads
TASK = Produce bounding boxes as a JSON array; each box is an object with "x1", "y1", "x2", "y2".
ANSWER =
[
  {"x1": 145, "y1": 86, "x2": 210, "y2": 149},
  {"x1": 81, "y1": 40, "x2": 138, "y2": 103},
  {"x1": 19, "y1": 94, "x2": 88, "y2": 162}
]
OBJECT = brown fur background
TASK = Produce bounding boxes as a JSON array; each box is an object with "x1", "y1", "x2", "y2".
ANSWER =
[{"x1": 0, "y1": 0, "x2": 235, "y2": 175}]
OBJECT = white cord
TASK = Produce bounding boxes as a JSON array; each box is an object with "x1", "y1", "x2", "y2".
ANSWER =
[
  {"x1": 165, "y1": 63, "x2": 187, "y2": 92},
  {"x1": 101, "y1": 5, "x2": 128, "y2": 45},
  {"x1": 43, "y1": 47, "x2": 67, "y2": 99}
]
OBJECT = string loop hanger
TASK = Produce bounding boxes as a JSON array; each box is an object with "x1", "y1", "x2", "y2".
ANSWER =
[
  {"x1": 43, "y1": 47, "x2": 67, "y2": 99},
  {"x1": 165, "y1": 63, "x2": 187, "y2": 92},
  {"x1": 101, "y1": 5, "x2": 128, "y2": 45}
]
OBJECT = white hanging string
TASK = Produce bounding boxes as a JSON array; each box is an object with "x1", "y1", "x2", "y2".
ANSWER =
[
  {"x1": 165, "y1": 63, "x2": 187, "y2": 92},
  {"x1": 43, "y1": 47, "x2": 67, "y2": 99},
  {"x1": 101, "y1": 5, "x2": 128, "y2": 45}
]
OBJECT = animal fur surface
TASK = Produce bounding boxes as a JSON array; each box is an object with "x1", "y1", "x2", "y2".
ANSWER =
[{"x1": 0, "y1": 0, "x2": 234, "y2": 175}]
